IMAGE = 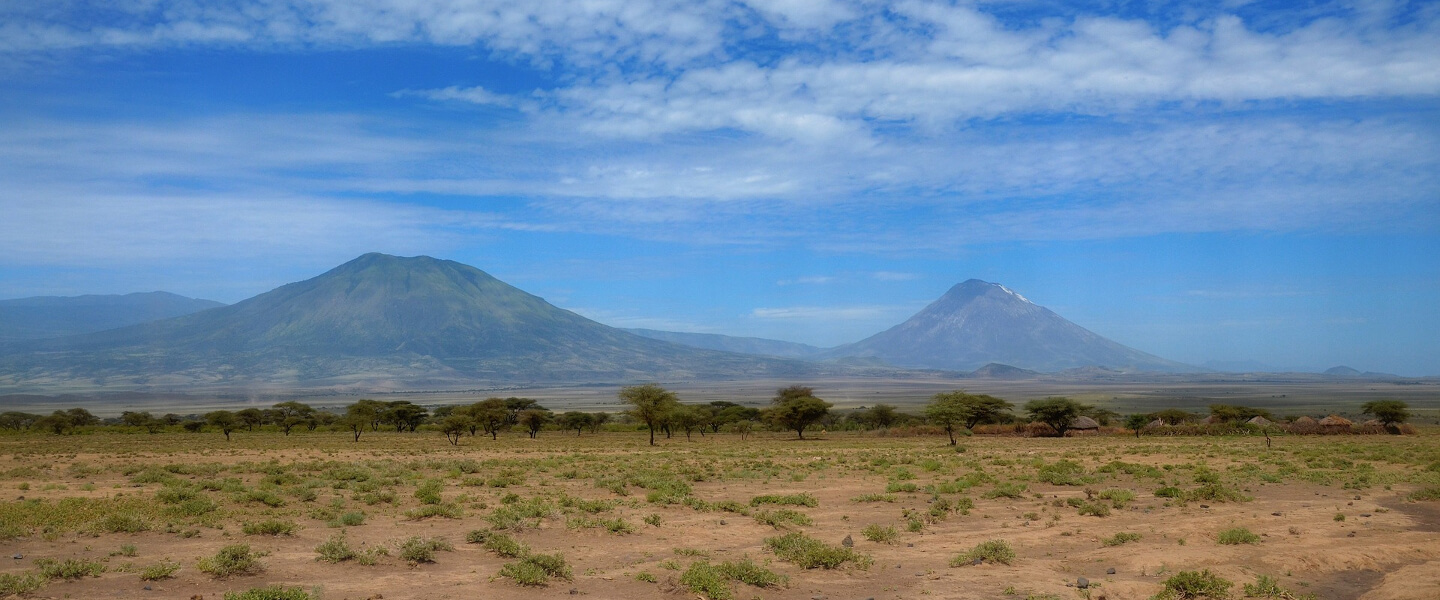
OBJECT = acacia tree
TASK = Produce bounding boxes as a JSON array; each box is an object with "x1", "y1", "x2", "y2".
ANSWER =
[
  {"x1": 1362, "y1": 400, "x2": 1410, "y2": 428},
  {"x1": 1123, "y1": 413, "x2": 1151, "y2": 439},
  {"x1": 673, "y1": 405, "x2": 706, "y2": 441},
  {"x1": 589, "y1": 412, "x2": 611, "y2": 434},
  {"x1": 272, "y1": 401, "x2": 316, "y2": 436},
  {"x1": 440, "y1": 415, "x2": 469, "y2": 445},
  {"x1": 764, "y1": 385, "x2": 832, "y2": 440},
  {"x1": 236, "y1": 408, "x2": 266, "y2": 432},
  {"x1": 342, "y1": 401, "x2": 382, "y2": 442},
  {"x1": 924, "y1": 391, "x2": 1013, "y2": 445},
  {"x1": 474, "y1": 398, "x2": 510, "y2": 440},
  {"x1": 1024, "y1": 397, "x2": 1090, "y2": 437},
  {"x1": 206, "y1": 410, "x2": 240, "y2": 441},
  {"x1": 620, "y1": 384, "x2": 679, "y2": 446},
  {"x1": 559, "y1": 412, "x2": 593, "y2": 436},
  {"x1": 519, "y1": 409, "x2": 552, "y2": 438},
  {"x1": 865, "y1": 404, "x2": 900, "y2": 430},
  {"x1": 0, "y1": 412, "x2": 39, "y2": 431}
]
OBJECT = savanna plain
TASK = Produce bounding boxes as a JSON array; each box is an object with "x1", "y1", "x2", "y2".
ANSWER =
[{"x1": 2, "y1": 423, "x2": 1438, "y2": 600}]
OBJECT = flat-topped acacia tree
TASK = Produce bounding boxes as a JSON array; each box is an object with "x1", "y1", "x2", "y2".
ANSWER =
[
  {"x1": 764, "y1": 385, "x2": 832, "y2": 440},
  {"x1": 620, "y1": 384, "x2": 679, "y2": 446}
]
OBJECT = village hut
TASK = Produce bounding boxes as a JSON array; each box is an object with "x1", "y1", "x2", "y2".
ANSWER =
[
  {"x1": 1202, "y1": 414, "x2": 1224, "y2": 425},
  {"x1": 1145, "y1": 418, "x2": 1166, "y2": 429},
  {"x1": 1357, "y1": 419, "x2": 1387, "y2": 435},
  {"x1": 1318, "y1": 414, "x2": 1353, "y2": 434},
  {"x1": 1246, "y1": 416, "x2": 1273, "y2": 427},
  {"x1": 1065, "y1": 415, "x2": 1102, "y2": 436},
  {"x1": 1288, "y1": 416, "x2": 1320, "y2": 434}
]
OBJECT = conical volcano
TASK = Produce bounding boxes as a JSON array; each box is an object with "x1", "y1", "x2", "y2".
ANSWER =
[
  {"x1": 823, "y1": 279, "x2": 1191, "y2": 373},
  {"x1": 1, "y1": 254, "x2": 825, "y2": 388}
]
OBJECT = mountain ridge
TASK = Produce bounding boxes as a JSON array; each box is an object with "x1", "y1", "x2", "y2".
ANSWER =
[{"x1": 0, "y1": 292, "x2": 224, "y2": 342}]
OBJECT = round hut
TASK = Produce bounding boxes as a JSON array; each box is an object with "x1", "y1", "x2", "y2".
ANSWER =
[
  {"x1": 1065, "y1": 415, "x2": 1101, "y2": 436},
  {"x1": 1288, "y1": 416, "x2": 1320, "y2": 435},
  {"x1": 1318, "y1": 414, "x2": 1353, "y2": 434}
]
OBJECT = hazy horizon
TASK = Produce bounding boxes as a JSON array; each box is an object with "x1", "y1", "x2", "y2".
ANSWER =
[{"x1": 1, "y1": 2, "x2": 1437, "y2": 376}]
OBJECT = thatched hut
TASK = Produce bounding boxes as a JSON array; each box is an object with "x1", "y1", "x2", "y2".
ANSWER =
[
  {"x1": 1202, "y1": 415, "x2": 1224, "y2": 425},
  {"x1": 1065, "y1": 415, "x2": 1101, "y2": 436},
  {"x1": 1319, "y1": 414, "x2": 1353, "y2": 434},
  {"x1": 1288, "y1": 416, "x2": 1320, "y2": 434},
  {"x1": 1246, "y1": 416, "x2": 1273, "y2": 427},
  {"x1": 1357, "y1": 419, "x2": 1387, "y2": 435},
  {"x1": 1145, "y1": 418, "x2": 1166, "y2": 429}
]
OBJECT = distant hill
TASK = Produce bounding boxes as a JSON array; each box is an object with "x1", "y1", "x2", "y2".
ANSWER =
[
  {"x1": 1323, "y1": 366, "x2": 1362, "y2": 377},
  {"x1": 623, "y1": 328, "x2": 824, "y2": 359},
  {"x1": 821, "y1": 280, "x2": 1195, "y2": 373},
  {"x1": 968, "y1": 363, "x2": 1040, "y2": 379},
  {"x1": 0, "y1": 292, "x2": 224, "y2": 341},
  {"x1": 0, "y1": 254, "x2": 866, "y2": 390}
]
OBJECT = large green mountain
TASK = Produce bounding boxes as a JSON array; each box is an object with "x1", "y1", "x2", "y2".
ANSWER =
[
  {"x1": 0, "y1": 254, "x2": 841, "y2": 390},
  {"x1": 0, "y1": 292, "x2": 224, "y2": 342}
]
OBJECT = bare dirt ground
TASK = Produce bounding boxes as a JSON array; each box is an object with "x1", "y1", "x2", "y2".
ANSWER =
[{"x1": 1, "y1": 429, "x2": 1437, "y2": 600}]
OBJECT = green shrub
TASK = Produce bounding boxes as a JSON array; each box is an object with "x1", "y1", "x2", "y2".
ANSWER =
[
  {"x1": 1155, "y1": 486, "x2": 1185, "y2": 498},
  {"x1": 1410, "y1": 486, "x2": 1440, "y2": 501},
  {"x1": 499, "y1": 553, "x2": 572, "y2": 586},
  {"x1": 404, "y1": 503, "x2": 462, "y2": 520},
  {"x1": 468, "y1": 530, "x2": 529, "y2": 558},
  {"x1": 398, "y1": 536, "x2": 452, "y2": 564},
  {"x1": 1243, "y1": 574, "x2": 1315, "y2": 599},
  {"x1": 851, "y1": 493, "x2": 897, "y2": 503},
  {"x1": 1154, "y1": 569, "x2": 1232, "y2": 599},
  {"x1": 764, "y1": 532, "x2": 870, "y2": 569},
  {"x1": 680, "y1": 562, "x2": 732, "y2": 600},
  {"x1": 1217, "y1": 527, "x2": 1260, "y2": 545},
  {"x1": 1037, "y1": 460, "x2": 1090, "y2": 485},
  {"x1": 885, "y1": 482, "x2": 919, "y2": 493},
  {"x1": 36, "y1": 558, "x2": 106, "y2": 580},
  {"x1": 139, "y1": 560, "x2": 181, "y2": 581},
  {"x1": 1102, "y1": 532, "x2": 1142, "y2": 546},
  {"x1": 0, "y1": 572, "x2": 45, "y2": 596},
  {"x1": 719, "y1": 558, "x2": 785, "y2": 588},
  {"x1": 950, "y1": 539, "x2": 1015, "y2": 566},
  {"x1": 644, "y1": 513, "x2": 663, "y2": 527},
  {"x1": 1188, "y1": 483, "x2": 1248, "y2": 503},
  {"x1": 753, "y1": 509, "x2": 812, "y2": 528},
  {"x1": 749, "y1": 493, "x2": 817, "y2": 507},
  {"x1": 336, "y1": 511, "x2": 365, "y2": 526},
  {"x1": 93, "y1": 513, "x2": 150, "y2": 533},
  {"x1": 414, "y1": 479, "x2": 444, "y2": 505},
  {"x1": 315, "y1": 533, "x2": 356, "y2": 563},
  {"x1": 242, "y1": 519, "x2": 297, "y2": 536},
  {"x1": 1098, "y1": 488, "x2": 1136, "y2": 507},
  {"x1": 861, "y1": 524, "x2": 898, "y2": 544},
  {"x1": 197, "y1": 544, "x2": 264, "y2": 578},
  {"x1": 222, "y1": 585, "x2": 314, "y2": 600},
  {"x1": 635, "y1": 571, "x2": 657, "y2": 583}
]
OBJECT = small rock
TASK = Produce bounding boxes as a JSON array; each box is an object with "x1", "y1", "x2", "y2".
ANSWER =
[
  {"x1": 1272, "y1": 512, "x2": 1282, "y2": 516},
  {"x1": 143, "y1": 585, "x2": 152, "y2": 591},
  {"x1": 1078, "y1": 577, "x2": 1090, "y2": 589},
  {"x1": 1347, "y1": 531, "x2": 1357, "y2": 537},
  {"x1": 1106, "y1": 568, "x2": 1116, "y2": 575},
  {"x1": 569, "y1": 589, "x2": 578, "y2": 595},
  {"x1": 841, "y1": 535, "x2": 854, "y2": 548},
  {"x1": 973, "y1": 558, "x2": 983, "y2": 565},
  {"x1": 907, "y1": 543, "x2": 914, "y2": 548},
  {"x1": 1354, "y1": 495, "x2": 1362, "y2": 500},
  {"x1": 1347, "y1": 502, "x2": 1354, "y2": 506},
  {"x1": 1200, "y1": 504, "x2": 1210, "y2": 509},
  {"x1": 1361, "y1": 513, "x2": 1372, "y2": 517},
  {"x1": 11, "y1": 554, "x2": 20, "y2": 560},
  {"x1": 718, "y1": 520, "x2": 727, "y2": 525}
]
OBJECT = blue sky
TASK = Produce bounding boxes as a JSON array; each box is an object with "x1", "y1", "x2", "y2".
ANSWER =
[{"x1": 1, "y1": 0, "x2": 1437, "y2": 374}]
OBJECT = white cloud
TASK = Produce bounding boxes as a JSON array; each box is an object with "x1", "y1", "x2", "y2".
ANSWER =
[{"x1": 750, "y1": 305, "x2": 902, "y2": 320}]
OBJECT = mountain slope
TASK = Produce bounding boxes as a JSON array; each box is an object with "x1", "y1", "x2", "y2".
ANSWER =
[
  {"x1": 0, "y1": 292, "x2": 224, "y2": 341},
  {"x1": 0, "y1": 254, "x2": 841, "y2": 389},
  {"x1": 822, "y1": 279, "x2": 1193, "y2": 373},
  {"x1": 623, "y1": 328, "x2": 824, "y2": 359}
]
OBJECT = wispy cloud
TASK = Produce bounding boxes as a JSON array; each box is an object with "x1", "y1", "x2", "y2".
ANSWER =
[{"x1": 749, "y1": 305, "x2": 904, "y2": 320}]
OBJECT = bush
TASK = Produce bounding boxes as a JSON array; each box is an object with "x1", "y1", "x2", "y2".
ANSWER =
[
  {"x1": 1077, "y1": 501, "x2": 1111, "y2": 517},
  {"x1": 223, "y1": 585, "x2": 314, "y2": 600},
  {"x1": 315, "y1": 533, "x2": 356, "y2": 563},
  {"x1": 749, "y1": 493, "x2": 817, "y2": 507},
  {"x1": 398, "y1": 536, "x2": 452, "y2": 564},
  {"x1": 139, "y1": 560, "x2": 181, "y2": 581},
  {"x1": 93, "y1": 513, "x2": 150, "y2": 533},
  {"x1": 0, "y1": 572, "x2": 45, "y2": 596},
  {"x1": 36, "y1": 558, "x2": 106, "y2": 580},
  {"x1": 471, "y1": 530, "x2": 529, "y2": 558},
  {"x1": 414, "y1": 479, "x2": 444, "y2": 505},
  {"x1": 984, "y1": 482, "x2": 1028, "y2": 499},
  {"x1": 1102, "y1": 532, "x2": 1142, "y2": 546},
  {"x1": 862, "y1": 524, "x2": 899, "y2": 544},
  {"x1": 1154, "y1": 569, "x2": 1232, "y2": 599},
  {"x1": 680, "y1": 562, "x2": 733, "y2": 600},
  {"x1": 1037, "y1": 460, "x2": 1090, "y2": 485},
  {"x1": 1155, "y1": 486, "x2": 1185, "y2": 498},
  {"x1": 499, "y1": 553, "x2": 572, "y2": 586},
  {"x1": 1243, "y1": 574, "x2": 1315, "y2": 599},
  {"x1": 851, "y1": 493, "x2": 897, "y2": 503},
  {"x1": 1098, "y1": 488, "x2": 1136, "y2": 508},
  {"x1": 242, "y1": 519, "x2": 297, "y2": 536},
  {"x1": 950, "y1": 539, "x2": 1015, "y2": 566},
  {"x1": 197, "y1": 544, "x2": 264, "y2": 578},
  {"x1": 754, "y1": 509, "x2": 812, "y2": 528},
  {"x1": 1217, "y1": 527, "x2": 1261, "y2": 545},
  {"x1": 1408, "y1": 486, "x2": 1440, "y2": 501},
  {"x1": 764, "y1": 532, "x2": 870, "y2": 569}
]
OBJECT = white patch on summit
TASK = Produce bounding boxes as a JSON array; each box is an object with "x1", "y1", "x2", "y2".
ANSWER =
[{"x1": 996, "y1": 284, "x2": 1031, "y2": 304}]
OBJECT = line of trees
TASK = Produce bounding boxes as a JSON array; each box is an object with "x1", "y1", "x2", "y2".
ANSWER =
[{"x1": 0, "y1": 390, "x2": 1415, "y2": 443}]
